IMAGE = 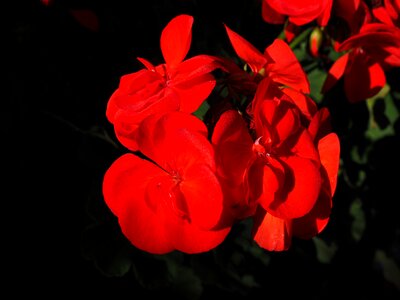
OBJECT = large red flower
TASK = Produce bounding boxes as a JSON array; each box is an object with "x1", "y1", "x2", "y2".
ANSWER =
[
  {"x1": 103, "y1": 112, "x2": 230, "y2": 254},
  {"x1": 106, "y1": 14, "x2": 219, "y2": 151},
  {"x1": 212, "y1": 78, "x2": 340, "y2": 251},
  {"x1": 323, "y1": 23, "x2": 400, "y2": 102}
]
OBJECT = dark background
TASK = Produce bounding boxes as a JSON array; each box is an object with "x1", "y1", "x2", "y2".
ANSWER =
[{"x1": 7, "y1": 0, "x2": 400, "y2": 298}]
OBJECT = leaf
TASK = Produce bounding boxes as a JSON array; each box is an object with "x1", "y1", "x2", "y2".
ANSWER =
[
  {"x1": 307, "y1": 67, "x2": 327, "y2": 103},
  {"x1": 193, "y1": 100, "x2": 210, "y2": 120},
  {"x1": 365, "y1": 85, "x2": 399, "y2": 141},
  {"x1": 312, "y1": 237, "x2": 337, "y2": 264},
  {"x1": 374, "y1": 250, "x2": 400, "y2": 290},
  {"x1": 349, "y1": 198, "x2": 366, "y2": 242}
]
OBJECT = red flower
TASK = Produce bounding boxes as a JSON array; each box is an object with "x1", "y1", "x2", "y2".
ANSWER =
[
  {"x1": 103, "y1": 112, "x2": 230, "y2": 254},
  {"x1": 322, "y1": 23, "x2": 400, "y2": 102},
  {"x1": 212, "y1": 78, "x2": 340, "y2": 251},
  {"x1": 224, "y1": 24, "x2": 310, "y2": 94},
  {"x1": 106, "y1": 14, "x2": 218, "y2": 151},
  {"x1": 373, "y1": 0, "x2": 400, "y2": 27},
  {"x1": 261, "y1": 0, "x2": 333, "y2": 27}
]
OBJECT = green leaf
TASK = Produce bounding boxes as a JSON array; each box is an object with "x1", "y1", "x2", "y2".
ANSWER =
[
  {"x1": 193, "y1": 100, "x2": 210, "y2": 120},
  {"x1": 349, "y1": 198, "x2": 366, "y2": 242},
  {"x1": 312, "y1": 237, "x2": 337, "y2": 264},
  {"x1": 374, "y1": 250, "x2": 400, "y2": 290},
  {"x1": 307, "y1": 67, "x2": 327, "y2": 103},
  {"x1": 365, "y1": 85, "x2": 399, "y2": 141}
]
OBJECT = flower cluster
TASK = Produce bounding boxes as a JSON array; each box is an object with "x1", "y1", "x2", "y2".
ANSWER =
[{"x1": 102, "y1": 11, "x2": 344, "y2": 254}]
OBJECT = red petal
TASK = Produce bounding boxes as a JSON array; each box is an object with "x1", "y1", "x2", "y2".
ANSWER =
[
  {"x1": 308, "y1": 107, "x2": 332, "y2": 142},
  {"x1": 212, "y1": 110, "x2": 254, "y2": 179},
  {"x1": 180, "y1": 164, "x2": 224, "y2": 229},
  {"x1": 161, "y1": 15, "x2": 193, "y2": 68},
  {"x1": 322, "y1": 52, "x2": 349, "y2": 94},
  {"x1": 318, "y1": 133, "x2": 340, "y2": 196},
  {"x1": 344, "y1": 52, "x2": 386, "y2": 103},
  {"x1": 282, "y1": 88, "x2": 318, "y2": 121},
  {"x1": 262, "y1": 0, "x2": 286, "y2": 24},
  {"x1": 173, "y1": 55, "x2": 220, "y2": 84},
  {"x1": 69, "y1": 9, "x2": 99, "y2": 32},
  {"x1": 268, "y1": 155, "x2": 321, "y2": 219},
  {"x1": 317, "y1": 0, "x2": 333, "y2": 26},
  {"x1": 137, "y1": 57, "x2": 156, "y2": 71},
  {"x1": 103, "y1": 154, "x2": 174, "y2": 254},
  {"x1": 292, "y1": 186, "x2": 332, "y2": 239},
  {"x1": 173, "y1": 74, "x2": 216, "y2": 113},
  {"x1": 137, "y1": 112, "x2": 214, "y2": 173},
  {"x1": 224, "y1": 24, "x2": 267, "y2": 73},
  {"x1": 252, "y1": 207, "x2": 292, "y2": 251},
  {"x1": 264, "y1": 39, "x2": 310, "y2": 93}
]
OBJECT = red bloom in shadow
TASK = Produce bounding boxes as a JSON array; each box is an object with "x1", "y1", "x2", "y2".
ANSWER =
[
  {"x1": 106, "y1": 15, "x2": 219, "y2": 151},
  {"x1": 323, "y1": 23, "x2": 400, "y2": 102},
  {"x1": 103, "y1": 112, "x2": 230, "y2": 254}
]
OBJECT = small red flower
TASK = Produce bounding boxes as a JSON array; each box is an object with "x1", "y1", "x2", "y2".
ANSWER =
[
  {"x1": 103, "y1": 112, "x2": 230, "y2": 254},
  {"x1": 261, "y1": 0, "x2": 333, "y2": 27},
  {"x1": 323, "y1": 23, "x2": 400, "y2": 102},
  {"x1": 224, "y1": 24, "x2": 310, "y2": 94},
  {"x1": 106, "y1": 14, "x2": 219, "y2": 151}
]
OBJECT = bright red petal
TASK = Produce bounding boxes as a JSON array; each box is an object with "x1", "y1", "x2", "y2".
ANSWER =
[
  {"x1": 264, "y1": 39, "x2": 310, "y2": 93},
  {"x1": 252, "y1": 207, "x2": 292, "y2": 251},
  {"x1": 173, "y1": 74, "x2": 216, "y2": 113},
  {"x1": 161, "y1": 15, "x2": 193, "y2": 68},
  {"x1": 224, "y1": 24, "x2": 268, "y2": 73},
  {"x1": 103, "y1": 154, "x2": 174, "y2": 254},
  {"x1": 181, "y1": 164, "x2": 224, "y2": 230},
  {"x1": 137, "y1": 113, "x2": 213, "y2": 171},
  {"x1": 262, "y1": 0, "x2": 286, "y2": 24},
  {"x1": 322, "y1": 53, "x2": 349, "y2": 94}
]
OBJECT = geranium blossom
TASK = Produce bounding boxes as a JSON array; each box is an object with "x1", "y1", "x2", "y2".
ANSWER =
[
  {"x1": 106, "y1": 14, "x2": 219, "y2": 151},
  {"x1": 212, "y1": 78, "x2": 340, "y2": 251},
  {"x1": 322, "y1": 23, "x2": 400, "y2": 102},
  {"x1": 103, "y1": 112, "x2": 230, "y2": 254}
]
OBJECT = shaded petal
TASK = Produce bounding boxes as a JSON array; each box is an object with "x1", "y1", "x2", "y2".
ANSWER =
[
  {"x1": 268, "y1": 155, "x2": 321, "y2": 219},
  {"x1": 161, "y1": 14, "x2": 193, "y2": 67},
  {"x1": 282, "y1": 87, "x2": 318, "y2": 121},
  {"x1": 252, "y1": 207, "x2": 292, "y2": 251},
  {"x1": 322, "y1": 52, "x2": 349, "y2": 94},
  {"x1": 292, "y1": 186, "x2": 332, "y2": 239},
  {"x1": 224, "y1": 24, "x2": 268, "y2": 73},
  {"x1": 307, "y1": 107, "x2": 332, "y2": 142},
  {"x1": 262, "y1": 0, "x2": 286, "y2": 24},
  {"x1": 265, "y1": 39, "x2": 310, "y2": 93},
  {"x1": 318, "y1": 133, "x2": 340, "y2": 196},
  {"x1": 344, "y1": 52, "x2": 386, "y2": 102}
]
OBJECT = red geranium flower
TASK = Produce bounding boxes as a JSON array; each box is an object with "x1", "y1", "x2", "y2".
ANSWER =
[
  {"x1": 261, "y1": 0, "x2": 333, "y2": 27},
  {"x1": 103, "y1": 112, "x2": 230, "y2": 254},
  {"x1": 106, "y1": 14, "x2": 219, "y2": 151},
  {"x1": 212, "y1": 78, "x2": 340, "y2": 251},
  {"x1": 322, "y1": 23, "x2": 400, "y2": 102},
  {"x1": 224, "y1": 24, "x2": 310, "y2": 94}
]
